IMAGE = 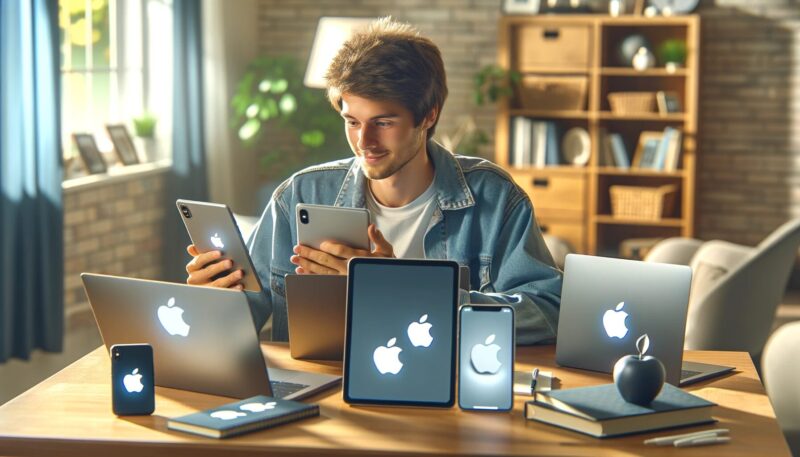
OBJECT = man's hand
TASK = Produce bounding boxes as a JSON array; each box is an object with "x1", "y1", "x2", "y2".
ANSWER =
[
  {"x1": 185, "y1": 244, "x2": 244, "y2": 290},
  {"x1": 290, "y1": 224, "x2": 394, "y2": 275}
]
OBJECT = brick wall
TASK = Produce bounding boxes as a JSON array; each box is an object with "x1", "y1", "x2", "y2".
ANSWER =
[
  {"x1": 256, "y1": 0, "x2": 800, "y2": 248},
  {"x1": 63, "y1": 169, "x2": 169, "y2": 318},
  {"x1": 696, "y1": 1, "x2": 800, "y2": 245},
  {"x1": 255, "y1": 0, "x2": 502, "y2": 169}
]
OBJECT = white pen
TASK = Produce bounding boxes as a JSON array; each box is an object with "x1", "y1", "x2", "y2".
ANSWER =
[
  {"x1": 643, "y1": 428, "x2": 729, "y2": 446},
  {"x1": 674, "y1": 436, "x2": 731, "y2": 448}
]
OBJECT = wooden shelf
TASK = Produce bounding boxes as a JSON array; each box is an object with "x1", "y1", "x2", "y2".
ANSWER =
[
  {"x1": 601, "y1": 67, "x2": 687, "y2": 77},
  {"x1": 508, "y1": 165, "x2": 588, "y2": 175},
  {"x1": 596, "y1": 167, "x2": 685, "y2": 178},
  {"x1": 496, "y1": 15, "x2": 699, "y2": 255},
  {"x1": 509, "y1": 109, "x2": 590, "y2": 119},
  {"x1": 520, "y1": 67, "x2": 591, "y2": 75},
  {"x1": 594, "y1": 215, "x2": 685, "y2": 227},
  {"x1": 597, "y1": 111, "x2": 687, "y2": 122}
]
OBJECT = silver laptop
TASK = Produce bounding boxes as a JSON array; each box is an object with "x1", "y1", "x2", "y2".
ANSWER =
[
  {"x1": 556, "y1": 254, "x2": 733, "y2": 386},
  {"x1": 81, "y1": 273, "x2": 340, "y2": 399},
  {"x1": 285, "y1": 266, "x2": 471, "y2": 361}
]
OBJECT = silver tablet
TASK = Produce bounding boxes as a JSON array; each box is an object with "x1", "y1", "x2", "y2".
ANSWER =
[
  {"x1": 296, "y1": 203, "x2": 370, "y2": 251},
  {"x1": 176, "y1": 199, "x2": 263, "y2": 292}
]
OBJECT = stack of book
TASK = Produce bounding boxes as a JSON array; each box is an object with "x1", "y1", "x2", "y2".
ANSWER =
[
  {"x1": 524, "y1": 383, "x2": 716, "y2": 438},
  {"x1": 599, "y1": 127, "x2": 683, "y2": 171},
  {"x1": 509, "y1": 117, "x2": 560, "y2": 168}
]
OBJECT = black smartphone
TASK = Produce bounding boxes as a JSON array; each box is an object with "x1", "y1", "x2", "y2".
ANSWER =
[
  {"x1": 458, "y1": 305, "x2": 515, "y2": 411},
  {"x1": 110, "y1": 343, "x2": 155, "y2": 416}
]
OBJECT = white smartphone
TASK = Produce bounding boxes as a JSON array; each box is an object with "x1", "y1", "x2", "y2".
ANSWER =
[
  {"x1": 176, "y1": 199, "x2": 263, "y2": 292},
  {"x1": 296, "y1": 203, "x2": 370, "y2": 251},
  {"x1": 458, "y1": 305, "x2": 515, "y2": 411}
]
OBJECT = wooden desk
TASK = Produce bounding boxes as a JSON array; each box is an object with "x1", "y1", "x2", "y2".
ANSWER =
[{"x1": 0, "y1": 344, "x2": 790, "y2": 456}]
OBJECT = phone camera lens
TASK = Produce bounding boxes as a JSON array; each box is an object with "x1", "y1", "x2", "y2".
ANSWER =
[
  {"x1": 299, "y1": 209, "x2": 309, "y2": 224},
  {"x1": 180, "y1": 205, "x2": 192, "y2": 218},
  {"x1": 114, "y1": 352, "x2": 120, "y2": 359}
]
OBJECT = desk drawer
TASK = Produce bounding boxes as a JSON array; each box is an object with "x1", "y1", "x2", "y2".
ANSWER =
[
  {"x1": 514, "y1": 24, "x2": 592, "y2": 71},
  {"x1": 513, "y1": 171, "x2": 586, "y2": 215}
]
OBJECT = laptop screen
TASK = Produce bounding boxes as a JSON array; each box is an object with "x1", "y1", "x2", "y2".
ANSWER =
[{"x1": 343, "y1": 258, "x2": 459, "y2": 407}]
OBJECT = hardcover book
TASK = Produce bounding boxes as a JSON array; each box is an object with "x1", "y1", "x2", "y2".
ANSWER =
[
  {"x1": 167, "y1": 395, "x2": 319, "y2": 439},
  {"x1": 524, "y1": 383, "x2": 715, "y2": 438}
]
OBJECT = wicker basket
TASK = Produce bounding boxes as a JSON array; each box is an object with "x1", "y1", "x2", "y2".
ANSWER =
[
  {"x1": 519, "y1": 76, "x2": 587, "y2": 111},
  {"x1": 608, "y1": 92, "x2": 657, "y2": 115},
  {"x1": 610, "y1": 184, "x2": 677, "y2": 220}
]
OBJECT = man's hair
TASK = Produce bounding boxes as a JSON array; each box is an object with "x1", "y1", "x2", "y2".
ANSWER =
[{"x1": 325, "y1": 17, "x2": 448, "y2": 139}]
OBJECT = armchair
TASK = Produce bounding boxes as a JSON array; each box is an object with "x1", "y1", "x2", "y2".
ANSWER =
[
  {"x1": 645, "y1": 218, "x2": 800, "y2": 361},
  {"x1": 762, "y1": 321, "x2": 800, "y2": 456}
]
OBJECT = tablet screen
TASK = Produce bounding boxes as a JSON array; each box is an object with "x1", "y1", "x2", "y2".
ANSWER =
[{"x1": 344, "y1": 258, "x2": 459, "y2": 407}]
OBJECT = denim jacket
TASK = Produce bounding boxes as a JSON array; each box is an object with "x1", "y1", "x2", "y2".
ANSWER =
[{"x1": 247, "y1": 140, "x2": 562, "y2": 344}]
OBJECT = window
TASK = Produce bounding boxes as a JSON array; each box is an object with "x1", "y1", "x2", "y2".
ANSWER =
[{"x1": 59, "y1": 0, "x2": 173, "y2": 178}]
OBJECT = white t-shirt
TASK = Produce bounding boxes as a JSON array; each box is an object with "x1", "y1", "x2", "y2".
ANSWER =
[{"x1": 366, "y1": 180, "x2": 437, "y2": 259}]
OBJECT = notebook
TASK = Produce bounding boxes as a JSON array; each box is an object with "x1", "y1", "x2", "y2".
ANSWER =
[
  {"x1": 525, "y1": 383, "x2": 715, "y2": 438},
  {"x1": 168, "y1": 395, "x2": 319, "y2": 439}
]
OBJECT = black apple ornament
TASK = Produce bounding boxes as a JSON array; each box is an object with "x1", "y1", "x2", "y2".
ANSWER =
[{"x1": 613, "y1": 334, "x2": 666, "y2": 405}]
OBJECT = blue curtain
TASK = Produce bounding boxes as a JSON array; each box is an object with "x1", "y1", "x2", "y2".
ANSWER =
[
  {"x1": 0, "y1": 0, "x2": 63, "y2": 362},
  {"x1": 163, "y1": 0, "x2": 208, "y2": 282}
]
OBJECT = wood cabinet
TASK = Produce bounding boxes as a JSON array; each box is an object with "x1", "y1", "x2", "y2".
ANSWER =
[{"x1": 495, "y1": 15, "x2": 699, "y2": 257}]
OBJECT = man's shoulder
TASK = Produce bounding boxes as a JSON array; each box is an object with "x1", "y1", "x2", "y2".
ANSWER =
[
  {"x1": 453, "y1": 154, "x2": 517, "y2": 186},
  {"x1": 273, "y1": 157, "x2": 355, "y2": 200}
]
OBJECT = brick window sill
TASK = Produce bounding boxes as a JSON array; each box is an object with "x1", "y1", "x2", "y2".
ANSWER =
[{"x1": 62, "y1": 160, "x2": 173, "y2": 193}]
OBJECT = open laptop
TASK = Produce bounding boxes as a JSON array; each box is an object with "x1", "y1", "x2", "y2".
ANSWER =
[
  {"x1": 81, "y1": 273, "x2": 340, "y2": 399},
  {"x1": 555, "y1": 254, "x2": 733, "y2": 386},
  {"x1": 285, "y1": 265, "x2": 470, "y2": 361}
]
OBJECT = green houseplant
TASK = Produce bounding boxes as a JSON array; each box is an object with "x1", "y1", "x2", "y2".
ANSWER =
[
  {"x1": 657, "y1": 39, "x2": 687, "y2": 67},
  {"x1": 230, "y1": 55, "x2": 348, "y2": 179},
  {"x1": 438, "y1": 65, "x2": 519, "y2": 157}
]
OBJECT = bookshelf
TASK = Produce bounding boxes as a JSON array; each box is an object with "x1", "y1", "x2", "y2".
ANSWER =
[{"x1": 495, "y1": 14, "x2": 699, "y2": 257}]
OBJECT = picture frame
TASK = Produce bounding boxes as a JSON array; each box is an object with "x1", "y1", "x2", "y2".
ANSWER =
[
  {"x1": 105, "y1": 124, "x2": 140, "y2": 166},
  {"x1": 656, "y1": 91, "x2": 682, "y2": 115},
  {"x1": 632, "y1": 131, "x2": 664, "y2": 169},
  {"x1": 72, "y1": 133, "x2": 107, "y2": 175},
  {"x1": 502, "y1": 0, "x2": 541, "y2": 15}
]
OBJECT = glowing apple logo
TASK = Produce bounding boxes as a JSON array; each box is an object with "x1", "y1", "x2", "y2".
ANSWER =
[
  {"x1": 210, "y1": 410, "x2": 246, "y2": 420},
  {"x1": 470, "y1": 334, "x2": 503, "y2": 374},
  {"x1": 123, "y1": 368, "x2": 144, "y2": 393},
  {"x1": 210, "y1": 233, "x2": 224, "y2": 249},
  {"x1": 407, "y1": 314, "x2": 433, "y2": 347},
  {"x1": 603, "y1": 301, "x2": 630, "y2": 339},
  {"x1": 240, "y1": 402, "x2": 277, "y2": 413},
  {"x1": 373, "y1": 337, "x2": 403, "y2": 375},
  {"x1": 157, "y1": 297, "x2": 190, "y2": 337}
]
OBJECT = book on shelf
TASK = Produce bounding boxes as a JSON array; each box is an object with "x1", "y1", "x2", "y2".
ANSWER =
[
  {"x1": 524, "y1": 383, "x2": 716, "y2": 438},
  {"x1": 653, "y1": 126, "x2": 675, "y2": 170},
  {"x1": 509, "y1": 118, "x2": 560, "y2": 168},
  {"x1": 598, "y1": 129, "x2": 614, "y2": 167},
  {"x1": 609, "y1": 133, "x2": 630, "y2": 169},
  {"x1": 662, "y1": 128, "x2": 683, "y2": 172},
  {"x1": 167, "y1": 395, "x2": 320, "y2": 439}
]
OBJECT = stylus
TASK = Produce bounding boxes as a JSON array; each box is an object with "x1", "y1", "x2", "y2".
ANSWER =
[
  {"x1": 530, "y1": 368, "x2": 540, "y2": 392},
  {"x1": 644, "y1": 428, "x2": 729, "y2": 446}
]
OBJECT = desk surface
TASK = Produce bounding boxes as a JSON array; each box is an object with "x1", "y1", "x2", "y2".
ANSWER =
[{"x1": 0, "y1": 344, "x2": 790, "y2": 456}]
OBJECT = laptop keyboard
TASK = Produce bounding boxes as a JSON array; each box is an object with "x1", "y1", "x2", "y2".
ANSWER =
[
  {"x1": 270, "y1": 380, "x2": 308, "y2": 398},
  {"x1": 681, "y1": 369, "x2": 702, "y2": 379}
]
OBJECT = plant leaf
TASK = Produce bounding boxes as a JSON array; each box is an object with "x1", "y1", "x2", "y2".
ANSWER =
[{"x1": 636, "y1": 334, "x2": 650, "y2": 357}]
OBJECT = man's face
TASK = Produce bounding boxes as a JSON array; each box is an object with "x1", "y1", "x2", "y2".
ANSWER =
[{"x1": 340, "y1": 93, "x2": 429, "y2": 181}]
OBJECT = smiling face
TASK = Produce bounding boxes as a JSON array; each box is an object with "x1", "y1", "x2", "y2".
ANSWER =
[{"x1": 341, "y1": 93, "x2": 434, "y2": 182}]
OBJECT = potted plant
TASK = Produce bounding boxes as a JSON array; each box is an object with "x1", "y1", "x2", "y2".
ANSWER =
[
  {"x1": 658, "y1": 39, "x2": 687, "y2": 68},
  {"x1": 230, "y1": 55, "x2": 348, "y2": 181},
  {"x1": 132, "y1": 112, "x2": 158, "y2": 161}
]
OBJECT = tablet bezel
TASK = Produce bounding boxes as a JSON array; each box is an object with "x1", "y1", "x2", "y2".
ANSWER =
[{"x1": 343, "y1": 257, "x2": 460, "y2": 407}]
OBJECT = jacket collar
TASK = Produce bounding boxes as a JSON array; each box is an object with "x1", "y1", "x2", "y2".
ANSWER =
[{"x1": 334, "y1": 140, "x2": 475, "y2": 211}]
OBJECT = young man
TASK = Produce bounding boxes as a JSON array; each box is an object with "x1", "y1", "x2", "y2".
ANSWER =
[{"x1": 185, "y1": 17, "x2": 562, "y2": 344}]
